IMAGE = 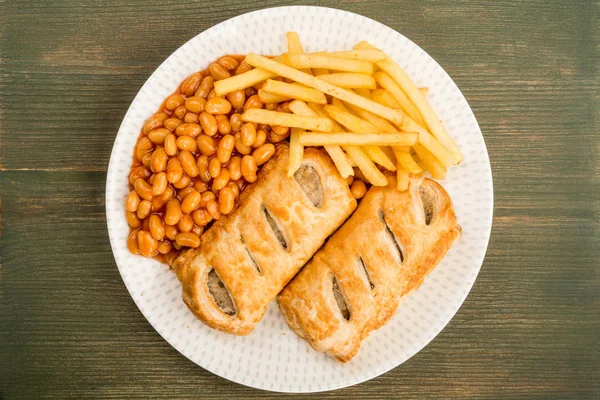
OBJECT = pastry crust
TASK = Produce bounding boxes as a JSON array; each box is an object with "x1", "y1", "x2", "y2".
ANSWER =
[
  {"x1": 278, "y1": 176, "x2": 461, "y2": 362},
  {"x1": 172, "y1": 145, "x2": 356, "y2": 335}
]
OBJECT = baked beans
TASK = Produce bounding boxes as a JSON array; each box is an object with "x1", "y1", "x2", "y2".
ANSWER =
[{"x1": 350, "y1": 180, "x2": 367, "y2": 199}]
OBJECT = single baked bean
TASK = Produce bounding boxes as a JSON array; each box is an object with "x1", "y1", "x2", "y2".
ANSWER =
[
  {"x1": 229, "y1": 113, "x2": 243, "y2": 132},
  {"x1": 152, "y1": 186, "x2": 174, "y2": 211},
  {"x1": 218, "y1": 187, "x2": 235, "y2": 215},
  {"x1": 243, "y1": 94, "x2": 263, "y2": 112},
  {"x1": 206, "y1": 200, "x2": 221, "y2": 220},
  {"x1": 158, "y1": 240, "x2": 172, "y2": 255},
  {"x1": 126, "y1": 191, "x2": 141, "y2": 212},
  {"x1": 126, "y1": 211, "x2": 142, "y2": 228},
  {"x1": 178, "y1": 150, "x2": 199, "y2": 178},
  {"x1": 278, "y1": 102, "x2": 291, "y2": 113},
  {"x1": 184, "y1": 112, "x2": 199, "y2": 123},
  {"x1": 218, "y1": 56, "x2": 239, "y2": 71},
  {"x1": 345, "y1": 175, "x2": 355, "y2": 186},
  {"x1": 196, "y1": 135, "x2": 216, "y2": 156},
  {"x1": 176, "y1": 136, "x2": 197, "y2": 152},
  {"x1": 217, "y1": 135, "x2": 235, "y2": 163},
  {"x1": 185, "y1": 96, "x2": 206, "y2": 114},
  {"x1": 212, "y1": 168, "x2": 230, "y2": 191},
  {"x1": 149, "y1": 214, "x2": 165, "y2": 241},
  {"x1": 180, "y1": 73, "x2": 202, "y2": 96},
  {"x1": 252, "y1": 144, "x2": 275, "y2": 166},
  {"x1": 215, "y1": 114, "x2": 231, "y2": 135},
  {"x1": 191, "y1": 226, "x2": 203, "y2": 236},
  {"x1": 252, "y1": 129, "x2": 267, "y2": 148},
  {"x1": 227, "y1": 156, "x2": 242, "y2": 181},
  {"x1": 241, "y1": 155, "x2": 258, "y2": 183},
  {"x1": 164, "y1": 199, "x2": 182, "y2": 225},
  {"x1": 148, "y1": 174, "x2": 156, "y2": 185},
  {"x1": 143, "y1": 112, "x2": 168, "y2": 134},
  {"x1": 175, "y1": 232, "x2": 201, "y2": 248},
  {"x1": 226, "y1": 181, "x2": 240, "y2": 199},
  {"x1": 174, "y1": 105, "x2": 187, "y2": 119},
  {"x1": 175, "y1": 122, "x2": 201, "y2": 137},
  {"x1": 151, "y1": 172, "x2": 168, "y2": 196},
  {"x1": 234, "y1": 132, "x2": 252, "y2": 155},
  {"x1": 127, "y1": 229, "x2": 140, "y2": 254},
  {"x1": 138, "y1": 230, "x2": 159, "y2": 257},
  {"x1": 240, "y1": 123, "x2": 257, "y2": 147},
  {"x1": 207, "y1": 89, "x2": 217, "y2": 100},
  {"x1": 208, "y1": 157, "x2": 221, "y2": 178},
  {"x1": 196, "y1": 76, "x2": 214, "y2": 99},
  {"x1": 269, "y1": 131, "x2": 288, "y2": 143},
  {"x1": 136, "y1": 137, "x2": 154, "y2": 161},
  {"x1": 199, "y1": 112, "x2": 218, "y2": 137},
  {"x1": 178, "y1": 214, "x2": 194, "y2": 233},
  {"x1": 350, "y1": 180, "x2": 367, "y2": 199},
  {"x1": 265, "y1": 102, "x2": 278, "y2": 111},
  {"x1": 258, "y1": 123, "x2": 270, "y2": 133},
  {"x1": 137, "y1": 200, "x2": 152, "y2": 219},
  {"x1": 141, "y1": 152, "x2": 152, "y2": 168},
  {"x1": 165, "y1": 94, "x2": 184, "y2": 111},
  {"x1": 148, "y1": 128, "x2": 170, "y2": 144},
  {"x1": 253, "y1": 81, "x2": 266, "y2": 91},
  {"x1": 134, "y1": 178, "x2": 153, "y2": 200},
  {"x1": 271, "y1": 125, "x2": 289, "y2": 136},
  {"x1": 166, "y1": 158, "x2": 183, "y2": 183},
  {"x1": 196, "y1": 155, "x2": 211, "y2": 183},
  {"x1": 193, "y1": 180, "x2": 209, "y2": 193},
  {"x1": 199, "y1": 191, "x2": 216, "y2": 208},
  {"x1": 150, "y1": 148, "x2": 168, "y2": 173},
  {"x1": 236, "y1": 62, "x2": 252, "y2": 75},
  {"x1": 226, "y1": 90, "x2": 245, "y2": 109},
  {"x1": 245, "y1": 87, "x2": 257, "y2": 97},
  {"x1": 177, "y1": 186, "x2": 195, "y2": 200},
  {"x1": 173, "y1": 174, "x2": 191, "y2": 189},
  {"x1": 129, "y1": 166, "x2": 150, "y2": 185},
  {"x1": 209, "y1": 63, "x2": 231, "y2": 81},
  {"x1": 164, "y1": 117, "x2": 183, "y2": 131},
  {"x1": 181, "y1": 189, "x2": 201, "y2": 213},
  {"x1": 165, "y1": 225, "x2": 178, "y2": 241},
  {"x1": 192, "y1": 209, "x2": 212, "y2": 226},
  {"x1": 205, "y1": 97, "x2": 232, "y2": 114}
]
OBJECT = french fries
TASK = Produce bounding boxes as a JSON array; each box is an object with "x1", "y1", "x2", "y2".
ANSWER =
[
  {"x1": 353, "y1": 88, "x2": 372, "y2": 99},
  {"x1": 309, "y1": 49, "x2": 387, "y2": 62},
  {"x1": 396, "y1": 166, "x2": 410, "y2": 191},
  {"x1": 355, "y1": 41, "x2": 463, "y2": 164},
  {"x1": 343, "y1": 145, "x2": 388, "y2": 186},
  {"x1": 371, "y1": 89, "x2": 400, "y2": 109},
  {"x1": 288, "y1": 127, "x2": 304, "y2": 176},
  {"x1": 312, "y1": 68, "x2": 329, "y2": 76},
  {"x1": 258, "y1": 89, "x2": 291, "y2": 104},
  {"x1": 298, "y1": 132, "x2": 418, "y2": 146},
  {"x1": 262, "y1": 79, "x2": 327, "y2": 104},
  {"x1": 414, "y1": 143, "x2": 447, "y2": 180},
  {"x1": 242, "y1": 109, "x2": 335, "y2": 132},
  {"x1": 374, "y1": 71, "x2": 424, "y2": 125},
  {"x1": 214, "y1": 68, "x2": 276, "y2": 97},
  {"x1": 317, "y1": 73, "x2": 377, "y2": 89},
  {"x1": 286, "y1": 32, "x2": 311, "y2": 74},
  {"x1": 394, "y1": 150, "x2": 422, "y2": 174},
  {"x1": 283, "y1": 53, "x2": 376, "y2": 74},
  {"x1": 244, "y1": 53, "x2": 404, "y2": 126}
]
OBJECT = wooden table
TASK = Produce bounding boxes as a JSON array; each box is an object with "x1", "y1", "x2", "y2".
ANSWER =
[{"x1": 1, "y1": 1, "x2": 598, "y2": 398}]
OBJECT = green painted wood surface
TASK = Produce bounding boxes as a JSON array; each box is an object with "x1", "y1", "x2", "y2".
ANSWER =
[{"x1": 0, "y1": 0, "x2": 598, "y2": 398}]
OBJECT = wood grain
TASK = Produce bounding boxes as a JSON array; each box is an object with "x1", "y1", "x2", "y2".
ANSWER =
[{"x1": 0, "y1": 0, "x2": 598, "y2": 398}]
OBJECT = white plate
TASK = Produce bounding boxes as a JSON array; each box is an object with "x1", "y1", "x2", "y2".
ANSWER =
[{"x1": 106, "y1": 6, "x2": 493, "y2": 393}]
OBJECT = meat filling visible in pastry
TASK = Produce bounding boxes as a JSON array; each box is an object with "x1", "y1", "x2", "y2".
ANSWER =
[
  {"x1": 172, "y1": 144, "x2": 357, "y2": 335},
  {"x1": 278, "y1": 176, "x2": 461, "y2": 362}
]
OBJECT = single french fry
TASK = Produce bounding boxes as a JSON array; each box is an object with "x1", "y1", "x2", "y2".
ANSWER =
[
  {"x1": 316, "y1": 73, "x2": 377, "y2": 89},
  {"x1": 371, "y1": 88, "x2": 400, "y2": 109},
  {"x1": 354, "y1": 88, "x2": 372, "y2": 99},
  {"x1": 241, "y1": 109, "x2": 335, "y2": 132},
  {"x1": 346, "y1": 152, "x2": 357, "y2": 167},
  {"x1": 414, "y1": 143, "x2": 447, "y2": 180},
  {"x1": 312, "y1": 68, "x2": 329, "y2": 76},
  {"x1": 394, "y1": 150, "x2": 422, "y2": 175},
  {"x1": 244, "y1": 54, "x2": 404, "y2": 125},
  {"x1": 282, "y1": 53, "x2": 376, "y2": 74},
  {"x1": 355, "y1": 41, "x2": 463, "y2": 164},
  {"x1": 258, "y1": 89, "x2": 291, "y2": 104},
  {"x1": 262, "y1": 79, "x2": 327, "y2": 104},
  {"x1": 286, "y1": 32, "x2": 311, "y2": 74},
  {"x1": 374, "y1": 71, "x2": 424, "y2": 125},
  {"x1": 309, "y1": 49, "x2": 387, "y2": 62},
  {"x1": 214, "y1": 68, "x2": 276, "y2": 96},
  {"x1": 343, "y1": 145, "x2": 388, "y2": 186},
  {"x1": 288, "y1": 128, "x2": 304, "y2": 177},
  {"x1": 298, "y1": 132, "x2": 418, "y2": 146},
  {"x1": 289, "y1": 100, "x2": 354, "y2": 178},
  {"x1": 396, "y1": 166, "x2": 410, "y2": 191},
  {"x1": 381, "y1": 146, "x2": 397, "y2": 164},
  {"x1": 419, "y1": 87, "x2": 429, "y2": 96},
  {"x1": 344, "y1": 102, "x2": 397, "y2": 132},
  {"x1": 330, "y1": 98, "x2": 352, "y2": 114}
]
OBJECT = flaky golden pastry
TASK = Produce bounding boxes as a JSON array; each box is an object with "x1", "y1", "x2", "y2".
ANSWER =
[
  {"x1": 172, "y1": 145, "x2": 357, "y2": 335},
  {"x1": 278, "y1": 176, "x2": 461, "y2": 362}
]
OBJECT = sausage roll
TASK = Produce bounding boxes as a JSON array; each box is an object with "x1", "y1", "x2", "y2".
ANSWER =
[
  {"x1": 172, "y1": 144, "x2": 357, "y2": 335},
  {"x1": 278, "y1": 176, "x2": 461, "y2": 362}
]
